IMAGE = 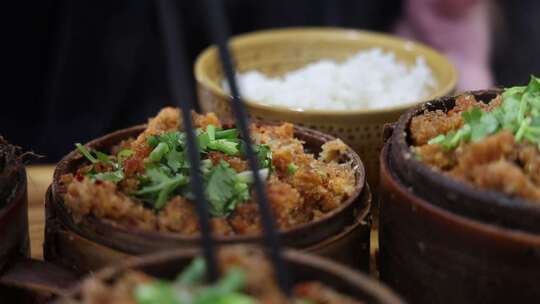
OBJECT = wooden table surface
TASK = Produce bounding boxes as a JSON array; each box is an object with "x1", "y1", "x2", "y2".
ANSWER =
[{"x1": 27, "y1": 165, "x2": 55, "y2": 260}]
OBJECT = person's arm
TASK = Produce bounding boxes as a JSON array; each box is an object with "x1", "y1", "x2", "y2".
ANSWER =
[{"x1": 396, "y1": 0, "x2": 493, "y2": 90}]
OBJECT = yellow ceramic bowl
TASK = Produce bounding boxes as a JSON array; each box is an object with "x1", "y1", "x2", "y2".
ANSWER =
[{"x1": 195, "y1": 27, "x2": 457, "y2": 184}]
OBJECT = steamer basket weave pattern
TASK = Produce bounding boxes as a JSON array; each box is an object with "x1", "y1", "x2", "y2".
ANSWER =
[{"x1": 195, "y1": 28, "x2": 456, "y2": 184}]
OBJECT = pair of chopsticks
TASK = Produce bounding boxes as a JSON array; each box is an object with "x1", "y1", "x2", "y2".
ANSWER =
[{"x1": 157, "y1": 0, "x2": 292, "y2": 296}]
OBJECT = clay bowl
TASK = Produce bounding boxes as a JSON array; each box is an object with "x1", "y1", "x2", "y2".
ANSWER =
[
  {"x1": 389, "y1": 89, "x2": 540, "y2": 232},
  {"x1": 44, "y1": 123, "x2": 371, "y2": 274},
  {"x1": 379, "y1": 90, "x2": 540, "y2": 303},
  {"x1": 58, "y1": 248, "x2": 404, "y2": 304},
  {"x1": 0, "y1": 148, "x2": 78, "y2": 302},
  {"x1": 0, "y1": 159, "x2": 29, "y2": 273}
]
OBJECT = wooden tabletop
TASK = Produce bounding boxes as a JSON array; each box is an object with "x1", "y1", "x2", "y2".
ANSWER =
[{"x1": 27, "y1": 165, "x2": 55, "y2": 260}]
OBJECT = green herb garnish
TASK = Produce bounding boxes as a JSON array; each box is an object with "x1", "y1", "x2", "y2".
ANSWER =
[
  {"x1": 287, "y1": 163, "x2": 298, "y2": 175},
  {"x1": 118, "y1": 149, "x2": 135, "y2": 162},
  {"x1": 133, "y1": 125, "x2": 271, "y2": 212},
  {"x1": 75, "y1": 143, "x2": 98, "y2": 164},
  {"x1": 75, "y1": 124, "x2": 272, "y2": 213},
  {"x1": 149, "y1": 142, "x2": 170, "y2": 162},
  {"x1": 206, "y1": 162, "x2": 251, "y2": 217},
  {"x1": 134, "y1": 281, "x2": 179, "y2": 304},
  {"x1": 134, "y1": 165, "x2": 188, "y2": 209},
  {"x1": 92, "y1": 170, "x2": 125, "y2": 183},
  {"x1": 177, "y1": 257, "x2": 206, "y2": 285},
  {"x1": 133, "y1": 258, "x2": 256, "y2": 304},
  {"x1": 428, "y1": 75, "x2": 540, "y2": 150},
  {"x1": 207, "y1": 139, "x2": 239, "y2": 156},
  {"x1": 240, "y1": 142, "x2": 272, "y2": 170},
  {"x1": 75, "y1": 143, "x2": 126, "y2": 183}
]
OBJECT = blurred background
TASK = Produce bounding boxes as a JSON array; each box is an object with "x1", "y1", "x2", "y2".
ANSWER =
[{"x1": 10, "y1": 0, "x2": 540, "y2": 162}]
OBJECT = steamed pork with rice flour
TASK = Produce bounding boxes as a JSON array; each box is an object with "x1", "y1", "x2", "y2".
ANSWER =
[
  {"x1": 61, "y1": 108, "x2": 356, "y2": 234},
  {"x1": 411, "y1": 76, "x2": 540, "y2": 203},
  {"x1": 63, "y1": 247, "x2": 364, "y2": 304}
]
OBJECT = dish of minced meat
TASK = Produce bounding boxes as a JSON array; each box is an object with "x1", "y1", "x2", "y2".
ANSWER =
[
  {"x1": 60, "y1": 247, "x2": 364, "y2": 304},
  {"x1": 61, "y1": 108, "x2": 356, "y2": 235},
  {"x1": 410, "y1": 76, "x2": 540, "y2": 203}
]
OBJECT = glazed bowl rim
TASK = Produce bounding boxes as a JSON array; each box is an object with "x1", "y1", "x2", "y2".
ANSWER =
[{"x1": 194, "y1": 26, "x2": 457, "y2": 117}]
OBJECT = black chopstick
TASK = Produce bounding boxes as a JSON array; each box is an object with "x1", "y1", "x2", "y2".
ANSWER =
[
  {"x1": 156, "y1": 0, "x2": 218, "y2": 282},
  {"x1": 204, "y1": 0, "x2": 292, "y2": 296}
]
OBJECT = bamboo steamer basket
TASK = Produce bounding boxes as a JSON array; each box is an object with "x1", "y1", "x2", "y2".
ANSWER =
[
  {"x1": 195, "y1": 27, "x2": 457, "y2": 185},
  {"x1": 0, "y1": 148, "x2": 77, "y2": 303},
  {"x1": 44, "y1": 123, "x2": 371, "y2": 274},
  {"x1": 379, "y1": 91, "x2": 540, "y2": 303},
  {"x1": 57, "y1": 248, "x2": 405, "y2": 304}
]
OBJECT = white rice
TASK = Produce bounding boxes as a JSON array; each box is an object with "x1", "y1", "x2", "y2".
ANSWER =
[{"x1": 222, "y1": 48, "x2": 437, "y2": 110}]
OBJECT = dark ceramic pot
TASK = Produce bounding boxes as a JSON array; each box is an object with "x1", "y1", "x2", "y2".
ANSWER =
[
  {"x1": 44, "y1": 124, "x2": 371, "y2": 274},
  {"x1": 0, "y1": 161, "x2": 29, "y2": 273},
  {"x1": 0, "y1": 160, "x2": 30, "y2": 301},
  {"x1": 58, "y1": 248, "x2": 404, "y2": 304},
  {"x1": 379, "y1": 90, "x2": 540, "y2": 304},
  {"x1": 388, "y1": 89, "x2": 540, "y2": 232}
]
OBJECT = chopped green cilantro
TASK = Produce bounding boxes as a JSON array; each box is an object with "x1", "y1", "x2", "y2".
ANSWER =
[
  {"x1": 254, "y1": 144, "x2": 272, "y2": 169},
  {"x1": 93, "y1": 170, "x2": 124, "y2": 183},
  {"x1": 287, "y1": 163, "x2": 298, "y2": 175},
  {"x1": 205, "y1": 162, "x2": 250, "y2": 216},
  {"x1": 240, "y1": 143, "x2": 272, "y2": 170},
  {"x1": 117, "y1": 149, "x2": 135, "y2": 162},
  {"x1": 198, "y1": 132, "x2": 211, "y2": 150},
  {"x1": 149, "y1": 142, "x2": 170, "y2": 162},
  {"x1": 428, "y1": 75, "x2": 540, "y2": 150},
  {"x1": 207, "y1": 139, "x2": 239, "y2": 156},
  {"x1": 177, "y1": 257, "x2": 206, "y2": 285},
  {"x1": 94, "y1": 151, "x2": 112, "y2": 164},
  {"x1": 165, "y1": 149, "x2": 186, "y2": 172},
  {"x1": 133, "y1": 124, "x2": 270, "y2": 212},
  {"x1": 134, "y1": 281, "x2": 180, "y2": 304},
  {"x1": 215, "y1": 128, "x2": 239, "y2": 139},
  {"x1": 207, "y1": 124, "x2": 216, "y2": 141},
  {"x1": 134, "y1": 165, "x2": 188, "y2": 209},
  {"x1": 75, "y1": 123, "x2": 273, "y2": 214},
  {"x1": 75, "y1": 143, "x2": 98, "y2": 164},
  {"x1": 147, "y1": 135, "x2": 159, "y2": 148},
  {"x1": 134, "y1": 258, "x2": 256, "y2": 304},
  {"x1": 75, "y1": 143, "x2": 126, "y2": 184}
]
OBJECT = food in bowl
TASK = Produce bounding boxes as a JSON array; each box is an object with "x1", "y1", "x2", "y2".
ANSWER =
[
  {"x1": 61, "y1": 108, "x2": 356, "y2": 235},
  {"x1": 410, "y1": 76, "x2": 540, "y2": 203},
  {"x1": 61, "y1": 247, "x2": 364, "y2": 304},
  {"x1": 223, "y1": 48, "x2": 436, "y2": 110}
]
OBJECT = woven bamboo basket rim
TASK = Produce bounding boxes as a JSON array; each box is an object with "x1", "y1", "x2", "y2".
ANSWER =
[
  {"x1": 60, "y1": 247, "x2": 405, "y2": 304},
  {"x1": 50, "y1": 123, "x2": 366, "y2": 245},
  {"x1": 381, "y1": 143, "x2": 540, "y2": 245}
]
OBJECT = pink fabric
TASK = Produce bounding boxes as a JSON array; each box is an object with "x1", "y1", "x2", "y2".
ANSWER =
[{"x1": 396, "y1": 0, "x2": 493, "y2": 91}]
